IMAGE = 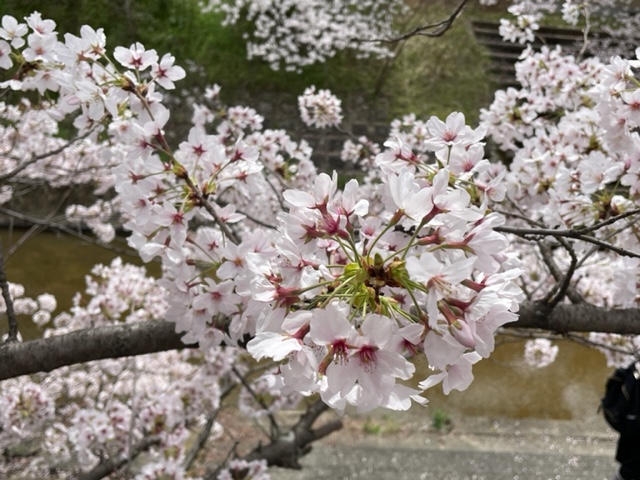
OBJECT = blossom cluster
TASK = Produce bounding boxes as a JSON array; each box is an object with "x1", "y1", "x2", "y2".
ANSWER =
[
  {"x1": 0, "y1": 11, "x2": 526, "y2": 414},
  {"x1": 199, "y1": 0, "x2": 407, "y2": 71},
  {"x1": 0, "y1": 283, "x2": 57, "y2": 336},
  {"x1": 0, "y1": 258, "x2": 251, "y2": 479},
  {"x1": 298, "y1": 86, "x2": 343, "y2": 129},
  {"x1": 0, "y1": 100, "x2": 122, "y2": 240},
  {"x1": 492, "y1": 0, "x2": 640, "y2": 59},
  {"x1": 524, "y1": 338, "x2": 559, "y2": 368},
  {"x1": 5, "y1": 3, "x2": 640, "y2": 476},
  {"x1": 480, "y1": 39, "x2": 640, "y2": 361}
]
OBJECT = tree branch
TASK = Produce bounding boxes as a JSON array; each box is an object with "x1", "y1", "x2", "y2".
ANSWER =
[
  {"x1": 501, "y1": 329, "x2": 638, "y2": 357},
  {"x1": 495, "y1": 225, "x2": 640, "y2": 259},
  {"x1": 184, "y1": 409, "x2": 219, "y2": 471},
  {"x1": 232, "y1": 366, "x2": 281, "y2": 438},
  {"x1": 573, "y1": 207, "x2": 640, "y2": 235},
  {"x1": 3, "y1": 302, "x2": 640, "y2": 381},
  {"x1": 240, "y1": 399, "x2": 342, "y2": 470},
  {"x1": 78, "y1": 436, "x2": 160, "y2": 480},
  {"x1": 511, "y1": 302, "x2": 640, "y2": 334},
  {"x1": 0, "y1": 240, "x2": 18, "y2": 343},
  {"x1": 0, "y1": 205, "x2": 139, "y2": 258},
  {"x1": 539, "y1": 237, "x2": 578, "y2": 311},
  {"x1": 0, "y1": 130, "x2": 94, "y2": 182},
  {"x1": 0, "y1": 320, "x2": 196, "y2": 381},
  {"x1": 536, "y1": 240, "x2": 584, "y2": 304},
  {"x1": 377, "y1": 0, "x2": 469, "y2": 43}
]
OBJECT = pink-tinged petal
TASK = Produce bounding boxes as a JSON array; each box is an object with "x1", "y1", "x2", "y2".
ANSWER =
[
  {"x1": 441, "y1": 352, "x2": 481, "y2": 394},
  {"x1": 443, "y1": 256, "x2": 476, "y2": 284},
  {"x1": 449, "y1": 319, "x2": 477, "y2": 349},
  {"x1": 381, "y1": 384, "x2": 428, "y2": 411},
  {"x1": 247, "y1": 332, "x2": 301, "y2": 362},
  {"x1": 423, "y1": 329, "x2": 466, "y2": 370},
  {"x1": 283, "y1": 189, "x2": 315, "y2": 208},
  {"x1": 418, "y1": 371, "x2": 447, "y2": 391},
  {"x1": 309, "y1": 303, "x2": 355, "y2": 345},
  {"x1": 359, "y1": 314, "x2": 395, "y2": 347}
]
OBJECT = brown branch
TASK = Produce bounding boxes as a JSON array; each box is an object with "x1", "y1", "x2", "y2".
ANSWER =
[
  {"x1": 183, "y1": 385, "x2": 235, "y2": 471},
  {"x1": 0, "y1": 320, "x2": 196, "y2": 381},
  {"x1": 184, "y1": 410, "x2": 220, "y2": 471},
  {"x1": 240, "y1": 399, "x2": 343, "y2": 470},
  {"x1": 5, "y1": 188, "x2": 73, "y2": 258},
  {"x1": 3, "y1": 302, "x2": 640, "y2": 382},
  {"x1": 536, "y1": 241, "x2": 584, "y2": 304},
  {"x1": 376, "y1": 0, "x2": 469, "y2": 43},
  {"x1": 0, "y1": 240, "x2": 18, "y2": 343},
  {"x1": 495, "y1": 225, "x2": 640, "y2": 259},
  {"x1": 511, "y1": 302, "x2": 640, "y2": 334},
  {"x1": 540, "y1": 237, "x2": 578, "y2": 311},
  {"x1": 78, "y1": 436, "x2": 160, "y2": 480},
  {"x1": 232, "y1": 366, "x2": 281, "y2": 438},
  {"x1": 573, "y1": 208, "x2": 640, "y2": 235},
  {"x1": 502, "y1": 329, "x2": 639, "y2": 357},
  {"x1": 0, "y1": 130, "x2": 94, "y2": 182},
  {"x1": 577, "y1": 4, "x2": 591, "y2": 61},
  {"x1": 0, "y1": 205, "x2": 139, "y2": 258}
]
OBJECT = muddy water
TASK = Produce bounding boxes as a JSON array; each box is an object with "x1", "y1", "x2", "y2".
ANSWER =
[
  {"x1": 0, "y1": 230, "x2": 613, "y2": 420},
  {"x1": 417, "y1": 338, "x2": 610, "y2": 421},
  {"x1": 0, "y1": 229, "x2": 148, "y2": 340}
]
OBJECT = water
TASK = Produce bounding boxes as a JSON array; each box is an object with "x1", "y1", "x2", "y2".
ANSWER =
[
  {"x1": 0, "y1": 230, "x2": 613, "y2": 420},
  {"x1": 419, "y1": 338, "x2": 611, "y2": 420},
  {"x1": 0, "y1": 228, "x2": 149, "y2": 340}
]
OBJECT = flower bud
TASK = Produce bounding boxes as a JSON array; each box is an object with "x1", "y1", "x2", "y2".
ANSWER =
[{"x1": 450, "y1": 319, "x2": 476, "y2": 349}]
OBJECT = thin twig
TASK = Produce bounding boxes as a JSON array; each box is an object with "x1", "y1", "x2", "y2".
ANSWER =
[
  {"x1": 540, "y1": 237, "x2": 578, "y2": 312},
  {"x1": 78, "y1": 436, "x2": 160, "y2": 480},
  {"x1": 0, "y1": 205, "x2": 140, "y2": 258},
  {"x1": 0, "y1": 240, "x2": 18, "y2": 342},
  {"x1": 235, "y1": 209, "x2": 277, "y2": 229},
  {"x1": 494, "y1": 225, "x2": 640, "y2": 259},
  {"x1": 577, "y1": 4, "x2": 591, "y2": 61},
  {"x1": 573, "y1": 208, "x2": 640, "y2": 235},
  {"x1": 335, "y1": 125, "x2": 380, "y2": 158},
  {"x1": 232, "y1": 366, "x2": 281, "y2": 439},
  {"x1": 0, "y1": 130, "x2": 94, "y2": 182},
  {"x1": 126, "y1": 358, "x2": 139, "y2": 477},
  {"x1": 575, "y1": 216, "x2": 640, "y2": 269},
  {"x1": 500, "y1": 328, "x2": 639, "y2": 358},
  {"x1": 374, "y1": 0, "x2": 470, "y2": 43},
  {"x1": 536, "y1": 240, "x2": 583, "y2": 304},
  {"x1": 5, "y1": 189, "x2": 73, "y2": 258},
  {"x1": 183, "y1": 384, "x2": 236, "y2": 471}
]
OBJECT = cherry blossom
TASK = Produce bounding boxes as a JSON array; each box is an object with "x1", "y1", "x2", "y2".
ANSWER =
[
  {"x1": 4, "y1": 5, "x2": 640, "y2": 477},
  {"x1": 298, "y1": 86, "x2": 343, "y2": 129},
  {"x1": 200, "y1": 0, "x2": 407, "y2": 71},
  {"x1": 524, "y1": 338, "x2": 559, "y2": 368}
]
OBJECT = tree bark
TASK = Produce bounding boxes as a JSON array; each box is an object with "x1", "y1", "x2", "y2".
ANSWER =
[
  {"x1": 514, "y1": 302, "x2": 640, "y2": 334},
  {"x1": 1, "y1": 302, "x2": 640, "y2": 381},
  {"x1": 0, "y1": 320, "x2": 196, "y2": 381}
]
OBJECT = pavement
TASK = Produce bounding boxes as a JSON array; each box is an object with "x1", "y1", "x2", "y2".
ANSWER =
[{"x1": 268, "y1": 410, "x2": 619, "y2": 480}]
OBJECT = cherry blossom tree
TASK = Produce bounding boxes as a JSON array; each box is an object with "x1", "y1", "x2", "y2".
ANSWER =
[{"x1": 1, "y1": 1, "x2": 640, "y2": 478}]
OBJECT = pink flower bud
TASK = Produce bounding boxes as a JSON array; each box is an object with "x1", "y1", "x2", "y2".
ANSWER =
[{"x1": 450, "y1": 320, "x2": 477, "y2": 349}]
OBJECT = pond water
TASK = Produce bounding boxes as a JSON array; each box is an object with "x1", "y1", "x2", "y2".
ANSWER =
[
  {"x1": 0, "y1": 229, "x2": 147, "y2": 340},
  {"x1": 0, "y1": 230, "x2": 613, "y2": 421},
  {"x1": 419, "y1": 338, "x2": 610, "y2": 421}
]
